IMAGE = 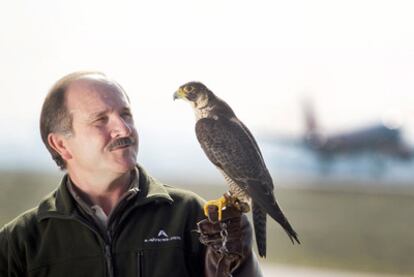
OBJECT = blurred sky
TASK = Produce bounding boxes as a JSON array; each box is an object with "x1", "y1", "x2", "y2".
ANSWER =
[{"x1": 1, "y1": 0, "x2": 414, "y2": 175}]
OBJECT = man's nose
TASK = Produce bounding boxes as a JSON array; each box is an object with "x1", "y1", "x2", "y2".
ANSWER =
[{"x1": 110, "y1": 116, "x2": 132, "y2": 137}]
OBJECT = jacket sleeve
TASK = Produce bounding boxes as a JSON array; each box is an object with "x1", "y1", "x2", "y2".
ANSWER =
[{"x1": 0, "y1": 226, "x2": 24, "y2": 277}]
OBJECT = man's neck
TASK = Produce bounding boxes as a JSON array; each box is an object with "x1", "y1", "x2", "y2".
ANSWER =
[{"x1": 67, "y1": 170, "x2": 132, "y2": 215}]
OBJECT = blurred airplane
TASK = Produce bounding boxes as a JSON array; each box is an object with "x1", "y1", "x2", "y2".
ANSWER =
[
  {"x1": 302, "y1": 100, "x2": 413, "y2": 162},
  {"x1": 260, "y1": 100, "x2": 413, "y2": 177}
]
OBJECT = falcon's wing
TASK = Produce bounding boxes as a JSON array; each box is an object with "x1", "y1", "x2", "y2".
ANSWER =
[
  {"x1": 238, "y1": 120, "x2": 267, "y2": 166},
  {"x1": 195, "y1": 117, "x2": 273, "y2": 193}
]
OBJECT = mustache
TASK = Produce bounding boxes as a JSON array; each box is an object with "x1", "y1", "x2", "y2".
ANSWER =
[{"x1": 108, "y1": 137, "x2": 135, "y2": 151}]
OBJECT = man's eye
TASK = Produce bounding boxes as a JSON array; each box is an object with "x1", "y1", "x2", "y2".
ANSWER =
[{"x1": 122, "y1": 112, "x2": 133, "y2": 119}]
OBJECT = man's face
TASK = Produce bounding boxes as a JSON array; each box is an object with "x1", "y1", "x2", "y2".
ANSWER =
[{"x1": 63, "y1": 78, "x2": 139, "y2": 177}]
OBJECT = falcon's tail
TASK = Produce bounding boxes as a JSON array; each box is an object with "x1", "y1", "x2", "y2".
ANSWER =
[
  {"x1": 267, "y1": 200, "x2": 301, "y2": 245},
  {"x1": 252, "y1": 203, "x2": 267, "y2": 258},
  {"x1": 248, "y1": 181, "x2": 300, "y2": 245}
]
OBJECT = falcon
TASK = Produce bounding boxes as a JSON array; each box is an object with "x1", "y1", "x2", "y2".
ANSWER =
[{"x1": 173, "y1": 82, "x2": 300, "y2": 257}]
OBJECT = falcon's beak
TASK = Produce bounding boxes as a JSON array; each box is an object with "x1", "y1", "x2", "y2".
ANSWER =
[{"x1": 173, "y1": 88, "x2": 185, "y2": 101}]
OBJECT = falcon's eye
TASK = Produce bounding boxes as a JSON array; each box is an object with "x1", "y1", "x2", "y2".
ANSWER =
[{"x1": 183, "y1": 86, "x2": 194, "y2": 93}]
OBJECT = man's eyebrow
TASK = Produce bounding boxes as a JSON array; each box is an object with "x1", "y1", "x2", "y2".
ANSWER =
[
  {"x1": 88, "y1": 107, "x2": 132, "y2": 120},
  {"x1": 121, "y1": 107, "x2": 132, "y2": 113},
  {"x1": 88, "y1": 110, "x2": 108, "y2": 120}
]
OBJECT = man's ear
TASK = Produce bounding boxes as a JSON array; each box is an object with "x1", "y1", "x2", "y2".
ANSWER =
[{"x1": 47, "y1": 133, "x2": 73, "y2": 161}]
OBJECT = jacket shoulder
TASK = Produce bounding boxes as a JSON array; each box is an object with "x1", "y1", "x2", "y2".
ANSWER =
[
  {"x1": 1, "y1": 206, "x2": 40, "y2": 234},
  {"x1": 1, "y1": 190, "x2": 57, "y2": 240}
]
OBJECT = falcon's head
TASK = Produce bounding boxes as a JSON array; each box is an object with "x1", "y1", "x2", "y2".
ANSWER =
[{"x1": 173, "y1": 82, "x2": 211, "y2": 109}]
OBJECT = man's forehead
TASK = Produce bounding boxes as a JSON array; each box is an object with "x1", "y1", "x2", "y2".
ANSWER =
[
  {"x1": 68, "y1": 76, "x2": 122, "y2": 93},
  {"x1": 66, "y1": 78, "x2": 130, "y2": 113},
  {"x1": 68, "y1": 76, "x2": 128, "y2": 98}
]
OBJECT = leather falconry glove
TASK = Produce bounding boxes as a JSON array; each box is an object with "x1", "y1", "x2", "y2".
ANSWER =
[{"x1": 197, "y1": 198, "x2": 246, "y2": 277}]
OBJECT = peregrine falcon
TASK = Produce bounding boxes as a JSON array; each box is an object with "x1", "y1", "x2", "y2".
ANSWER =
[{"x1": 173, "y1": 82, "x2": 300, "y2": 257}]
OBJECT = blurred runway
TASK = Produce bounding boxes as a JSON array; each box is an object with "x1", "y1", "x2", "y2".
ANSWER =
[{"x1": 261, "y1": 264, "x2": 398, "y2": 277}]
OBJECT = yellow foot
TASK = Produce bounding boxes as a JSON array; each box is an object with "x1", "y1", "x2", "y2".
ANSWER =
[
  {"x1": 204, "y1": 193, "x2": 251, "y2": 221},
  {"x1": 204, "y1": 196, "x2": 227, "y2": 221}
]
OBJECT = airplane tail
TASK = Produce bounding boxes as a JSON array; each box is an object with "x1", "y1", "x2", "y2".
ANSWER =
[
  {"x1": 302, "y1": 98, "x2": 322, "y2": 148},
  {"x1": 302, "y1": 98, "x2": 318, "y2": 135}
]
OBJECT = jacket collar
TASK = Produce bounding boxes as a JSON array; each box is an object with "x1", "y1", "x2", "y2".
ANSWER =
[{"x1": 37, "y1": 164, "x2": 173, "y2": 221}]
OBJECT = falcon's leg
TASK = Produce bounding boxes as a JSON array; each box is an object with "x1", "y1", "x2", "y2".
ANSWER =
[
  {"x1": 226, "y1": 193, "x2": 250, "y2": 213},
  {"x1": 235, "y1": 200, "x2": 250, "y2": 213}
]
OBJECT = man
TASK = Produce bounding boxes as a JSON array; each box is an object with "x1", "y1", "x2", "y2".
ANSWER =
[{"x1": 0, "y1": 72, "x2": 262, "y2": 276}]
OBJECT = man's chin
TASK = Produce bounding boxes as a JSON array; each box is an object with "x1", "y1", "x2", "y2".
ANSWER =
[{"x1": 113, "y1": 158, "x2": 137, "y2": 172}]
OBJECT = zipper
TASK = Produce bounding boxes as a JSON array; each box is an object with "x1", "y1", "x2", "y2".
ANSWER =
[
  {"x1": 105, "y1": 244, "x2": 114, "y2": 277},
  {"x1": 72, "y1": 215, "x2": 114, "y2": 277},
  {"x1": 137, "y1": 251, "x2": 144, "y2": 277},
  {"x1": 105, "y1": 230, "x2": 115, "y2": 277}
]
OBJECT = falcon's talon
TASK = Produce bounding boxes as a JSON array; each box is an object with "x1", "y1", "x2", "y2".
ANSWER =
[{"x1": 204, "y1": 196, "x2": 228, "y2": 221}]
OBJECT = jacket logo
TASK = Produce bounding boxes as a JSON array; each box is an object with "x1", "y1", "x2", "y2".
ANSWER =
[
  {"x1": 144, "y1": 229, "x2": 181, "y2": 243},
  {"x1": 157, "y1": 230, "x2": 168, "y2": 238}
]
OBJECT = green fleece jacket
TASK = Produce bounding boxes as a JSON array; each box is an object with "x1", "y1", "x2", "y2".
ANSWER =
[{"x1": 0, "y1": 166, "x2": 207, "y2": 277}]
